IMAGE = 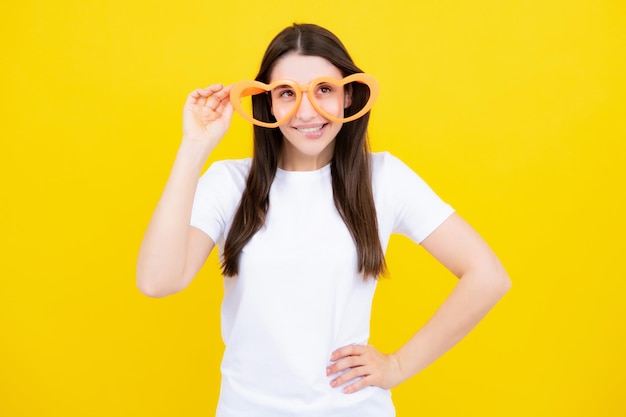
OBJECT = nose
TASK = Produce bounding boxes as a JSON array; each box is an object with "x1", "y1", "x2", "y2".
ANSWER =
[{"x1": 295, "y1": 93, "x2": 317, "y2": 121}]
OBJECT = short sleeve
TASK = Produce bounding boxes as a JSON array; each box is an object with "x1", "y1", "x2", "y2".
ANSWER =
[
  {"x1": 373, "y1": 152, "x2": 454, "y2": 244},
  {"x1": 190, "y1": 159, "x2": 250, "y2": 245}
]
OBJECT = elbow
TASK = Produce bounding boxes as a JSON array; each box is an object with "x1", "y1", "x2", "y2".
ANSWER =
[
  {"x1": 136, "y1": 270, "x2": 181, "y2": 298},
  {"x1": 495, "y1": 271, "x2": 512, "y2": 298},
  {"x1": 487, "y1": 259, "x2": 512, "y2": 298},
  {"x1": 502, "y1": 270, "x2": 512, "y2": 292},
  {"x1": 136, "y1": 279, "x2": 169, "y2": 298},
  {"x1": 464, "y1": 257, "x2": 511, "y2": 299}
]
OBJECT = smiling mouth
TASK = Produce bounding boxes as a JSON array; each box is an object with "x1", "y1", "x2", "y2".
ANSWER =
[{"x1": 295, "y1": 124, "x2": 326, "y2": 133}]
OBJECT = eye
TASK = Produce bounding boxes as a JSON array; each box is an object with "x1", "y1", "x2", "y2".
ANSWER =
[
  {"x1": 317, "y1": 84, "x2": 333, "y2": 94},
  {"x1": 314, "y1": 83, "x2": 339, "y2": 100},
  {"x1": 273, "y1": 85, "x2": 296, "y2": 100}
]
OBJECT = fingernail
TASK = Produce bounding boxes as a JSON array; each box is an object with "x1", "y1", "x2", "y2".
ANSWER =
[{"x1": 326, "y1": 367, "x2": 330, "y2": 375}]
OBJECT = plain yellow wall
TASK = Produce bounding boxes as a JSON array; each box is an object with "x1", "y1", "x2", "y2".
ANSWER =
[{"x1": 1, "y1": 0, "x2": 625, "y2": 416}]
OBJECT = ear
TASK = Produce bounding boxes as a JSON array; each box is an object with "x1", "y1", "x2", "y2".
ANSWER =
[{"x1": 344, "y1": 84, "x2": 353, "y2": 108}]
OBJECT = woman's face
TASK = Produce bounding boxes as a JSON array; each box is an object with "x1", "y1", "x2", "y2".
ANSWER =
[{"x1": 269, "y1": 53, "x2": 348, "y2": 171}]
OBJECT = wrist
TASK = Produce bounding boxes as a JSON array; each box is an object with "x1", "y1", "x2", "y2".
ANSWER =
[
  {"x1": 176, "y1": 138, "x2": 215, "y2": 171},
  {"x1": 389, "y1": 352, "x2": 409, "y2": 386}
]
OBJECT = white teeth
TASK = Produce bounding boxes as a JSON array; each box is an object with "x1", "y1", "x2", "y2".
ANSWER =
[{"x1": 297, "y1": 126, "x2": 323, "y2": 133}]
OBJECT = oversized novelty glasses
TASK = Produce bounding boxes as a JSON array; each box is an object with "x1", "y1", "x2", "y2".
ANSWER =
[{"x1": 229, "y1": 73, "x2": 379, "y2": 128}]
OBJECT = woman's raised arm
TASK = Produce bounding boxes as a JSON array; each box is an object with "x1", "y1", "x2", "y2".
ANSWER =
[{"x1": 136, "y1": 84, "x2": 233, "y2": 297}]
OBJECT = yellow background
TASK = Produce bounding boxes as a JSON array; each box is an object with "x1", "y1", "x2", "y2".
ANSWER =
[{"x1": 1, "y1": 0, "x2": 625, "y2": 416}]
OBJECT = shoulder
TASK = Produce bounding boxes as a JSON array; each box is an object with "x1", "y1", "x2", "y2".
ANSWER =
[
  {"x1": 200, "y1": 158, "x2": 251, "y2": 183},
  {"x1": 369, "y1": 152, "x2": 454, "y2": 242},
  {"x1": 196, "y1": 158, "x2": 251, "y2": 198},
  {"x1": 370, "y1": 151, "x2": 412, "y2": 169},
  {"x1": 370, "y1": 151, "x2": 419, "y2": 183},
  {"x1": 205, "y1": 158, "x2": 252, "y2": 177},
  {"x1": 369, "y1": 150, "x2": 450, "y2": 209}
]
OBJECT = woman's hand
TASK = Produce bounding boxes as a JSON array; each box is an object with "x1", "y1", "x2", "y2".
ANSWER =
[
  {"x1": 327, "y1": 344, "x2": 405, "y2": 394},
  {"x1": 182, "y1": 83, "x2": 234, "y2": 148}
]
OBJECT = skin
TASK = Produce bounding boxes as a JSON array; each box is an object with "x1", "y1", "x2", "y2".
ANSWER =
[
  {"x1": 327, "y1": 214, "x2": 510, "y2": 393},
  {"x1": 136, "y1": 53, "x2": 511, "y2": 395},
  {"x1": 271, "y1": 53, "x2": 349, "y2": 171}
]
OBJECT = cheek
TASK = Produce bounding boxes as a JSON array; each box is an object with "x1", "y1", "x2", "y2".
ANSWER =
[
  {"x1": 272, "y1": 102, "x2": 295, "y2": 120},
  {"x1": 277, "y1": 124, "x2": 289, "y2": 138},
  {"x1": 317, "y1": 97, "x2": 344, "y2": 117}
]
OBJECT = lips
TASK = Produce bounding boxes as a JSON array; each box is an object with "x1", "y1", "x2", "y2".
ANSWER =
[
  {"x1": 295, "y1": 125, "x2": 323, "y2": 133},
  {"x1": 293, "y1": 123, "x2": 328, "y2": 138}
]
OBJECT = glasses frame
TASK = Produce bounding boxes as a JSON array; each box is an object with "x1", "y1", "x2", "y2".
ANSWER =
[{"x1": 229, "y1": 73, "x2": 379, "y2": 128}]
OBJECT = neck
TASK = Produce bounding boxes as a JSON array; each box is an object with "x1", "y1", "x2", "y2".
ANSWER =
[{"x1": 277, "y1": 142, "x2": 335, "y2": 171}]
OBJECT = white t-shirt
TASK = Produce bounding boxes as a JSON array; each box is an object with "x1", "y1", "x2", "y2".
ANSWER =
[{"x1": 191, "y1": 152, "x2": 454, "y2": 417}]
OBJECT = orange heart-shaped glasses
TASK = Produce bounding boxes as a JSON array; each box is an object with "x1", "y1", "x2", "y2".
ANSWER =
[{"x1": 229, "y1": 73, "x2": 379, "y2": 128}]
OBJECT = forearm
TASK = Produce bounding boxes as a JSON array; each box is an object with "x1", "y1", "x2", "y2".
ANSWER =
[
  {"x1": 393, "y1": 265, "x2": 511, "y2": 382},
  {"x1": 136, "y1": 139, "x2": 214, "y2": 297}
]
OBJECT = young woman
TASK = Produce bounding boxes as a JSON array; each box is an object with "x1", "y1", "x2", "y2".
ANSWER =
[{"x1": 137, "y1": 23, "x2": 511, "y2": 417}]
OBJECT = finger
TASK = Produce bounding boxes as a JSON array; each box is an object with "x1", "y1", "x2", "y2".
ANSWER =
[
  {"x1": 186, "y1": 89, "x2": 202, "y2": 105},
  {"x1": 204, "y1": 84, "x2": 225, "y2": 102},
  {"x1": 208, "y1": 94, "x2": 225, "y2": 110},
  {"x1": 330, "y1": 344, "x2": 366, "y2": 361},
  {"x1": 342, "y1": 375, "x2": 372, "y2": 394},
  {"x1": 221, "y1": 83, "x2": 234, "y2": 96},
  {"x1": 206, "y1": 83, "x2": 224, "y2": 93},
  {"x1": 209, "y1": 85, "x2": 233, "y2": 108},
  {"x1": 204, "y1": 94, "x2": 224, "y2": 112},
  {"x1": 215, "y1": 99, "x2": 234, "y2": 118},
  {"x1": 327, "y1": 355, "x2": 363, "y2": 376},
  {"x1": 330, "y1": 366, "x2": 368, "y2": 388},
  {"x1": 186, "y1": 84, "x2": 224, "y2": 103},
  {"x1": 187, "y1": 88, "x2": 211, "y2": 106}
]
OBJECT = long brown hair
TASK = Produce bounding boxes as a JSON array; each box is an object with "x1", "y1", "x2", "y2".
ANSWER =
[{"x1": 222, "y1": 23, "x2": 387, "y2": 278}]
